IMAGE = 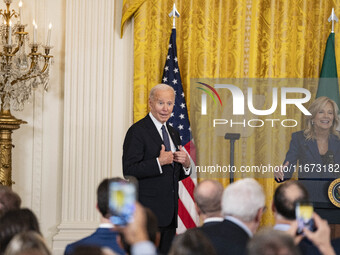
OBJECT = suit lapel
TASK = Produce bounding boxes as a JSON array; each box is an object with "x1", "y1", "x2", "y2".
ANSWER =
[
  {"x1": 144, "y1": 115, "x2": 163, "y2": 146},
  {"x1": 167, "y1": 124, "x2": 180, "y2": 150},
  {"x1": 143, "y1": 114, "x2": 181, "y2": 152}
]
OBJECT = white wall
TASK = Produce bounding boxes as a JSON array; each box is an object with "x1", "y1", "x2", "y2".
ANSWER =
[{"x1": 10, "y1": 0, "x2": 133, "y2": 253}]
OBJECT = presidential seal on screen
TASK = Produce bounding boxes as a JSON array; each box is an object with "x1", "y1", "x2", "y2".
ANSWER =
[{"x1": 328, "y1": 179, "x2": 340, "y2": 208}]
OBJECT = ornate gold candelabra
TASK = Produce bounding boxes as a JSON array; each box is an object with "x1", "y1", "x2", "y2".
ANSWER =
[{"x1": 0, "y1": 0, "x2": 53, "y2": 186}]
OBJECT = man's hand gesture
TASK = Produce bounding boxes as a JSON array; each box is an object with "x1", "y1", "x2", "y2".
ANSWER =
[
  {"x1": 174, "y1": 145, "x2": 190, "y2": 168},
  {"x1": 158, "y1": 144, "x2": 174, "y2": 166}
]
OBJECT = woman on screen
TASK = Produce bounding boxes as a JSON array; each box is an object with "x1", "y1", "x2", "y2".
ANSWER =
[{"x1": 275, "y1": 96, "x2": 340, "y2": 222}]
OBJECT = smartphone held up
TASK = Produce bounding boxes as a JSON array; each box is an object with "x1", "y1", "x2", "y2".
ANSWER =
[
  {"x1": 295, "y1": 201, "x2": 315, "y2": 235},
  {"x1": 108, "y1": 177, "x2": 137, "y2": 226}
]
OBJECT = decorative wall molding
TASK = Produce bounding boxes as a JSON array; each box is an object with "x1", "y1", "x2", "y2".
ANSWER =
[
  {"x1": 31, "y1": 88, "x2": 44, "y2": 220},
  {"x1": 52, "y1": 0, "x2": 133, "y2": 253}
]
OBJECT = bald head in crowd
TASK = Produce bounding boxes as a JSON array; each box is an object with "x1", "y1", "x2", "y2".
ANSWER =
[
  {"x1": 273, "y1": 180, "x2": 309, "y2": 221},
  {"x1": 194, "y1": 179, "x2": 224, "y2": 220},
  {"x1": 198, "y1": 178, "x2": 266, "y2": 255}
]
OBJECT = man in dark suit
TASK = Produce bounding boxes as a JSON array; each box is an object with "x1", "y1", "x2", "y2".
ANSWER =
[
  {"x1": 123, "y1": 84, "x2": 191, "y2": 254},
  {"x1": 272, "y1": 180, "x2": 337, "y2": 255},
  {"x1": 194, "y1": 179, "x2": 224, "y2": 229},
  {"x1": 64, "y1": 178, "x2": 125, "y2": 255},
  {"x1": 200, "y1": 179, "x2": 266, "y2": 255}
]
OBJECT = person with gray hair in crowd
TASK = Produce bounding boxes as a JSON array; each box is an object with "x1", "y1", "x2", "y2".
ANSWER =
[
  {"x1": 200, "y1": 178, "x2": 266, "y2": 255},
  {"x1": 194, "y1": 179, "x2": 224, "y2": 229}
]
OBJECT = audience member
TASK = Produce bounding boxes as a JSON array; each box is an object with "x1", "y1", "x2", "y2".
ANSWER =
[
  {"x1": 194, "y1": 179, "x2": 224, "y2": 228},
  {"x1": 272, "y1": 181, "x2": 336, "y2": 255},
  {"x1": 72, "y1": 246, "x2": 102, "y2": 255},
  {"x1": 168, "y1": 228, "x2": 216, "y2": 255},
  {"x1": 4, "y1": 231, "x2": 51, "y2": 255},
  {"x1": 0, "y1": 208, "x2": 41, "y2": 255},
  {"x1": 303, "y1": 213, "x2": 336, "y2": 255},
  {"x1": 118, "y1": 207, "x2": 160, "y2": 254},
  {"x1": 200, "y1": 178, "x2": 266, "y2": 255},
  {"x1": 247, "y1": 228, "x2": 300, "y2": 255},
  {"x1": 64, "y1": 178, "x2": 125, "y2": 255},
  {"x1": 119, "y1": 203, "x2": 157, "y2": 255},
  {"x1": 0, "y1": 186, "x2": 21, "y2": 217},
  {"x1": 272, "y1": 180, "x2": 309, "y2": 231}
]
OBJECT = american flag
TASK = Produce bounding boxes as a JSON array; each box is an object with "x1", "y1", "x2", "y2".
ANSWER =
[{"x1": 161, "y1": 28, "x2": 199, "y2": 233}]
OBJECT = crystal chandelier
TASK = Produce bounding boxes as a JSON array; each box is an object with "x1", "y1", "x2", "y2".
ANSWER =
[
  {"x1": 0, "y1": 0, "x2": 53, "y2": 186},
  {"x1": 0, "y1": 0, "x2": 53, "y2": 111}
]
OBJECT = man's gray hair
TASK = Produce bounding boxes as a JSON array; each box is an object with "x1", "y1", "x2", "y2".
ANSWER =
[
  {"x1": 149, "y1": 84, "x2": 175, "y2": 100},
  {"x1": 222, "y1": 178, "x2": 265, "y2": 222}
]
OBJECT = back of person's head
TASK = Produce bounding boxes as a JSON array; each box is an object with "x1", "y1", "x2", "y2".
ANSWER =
[
  {"x1": 0, "y1": 186, "x2": 21, "y2": 217},
  {"x1": 247, "y1": 228, "x2": 300, "y2": 255},
  {"x1": 97, "y1": 177, "x2": 124, "y2": 218},
  {"x1": 222, "y1": 178, "x2": 265, "y2": 222},
  {"x1": 194, "y1": 179, "x2": 223, "y2": 217},
  {"x1": 71, "y1": 245, "x2": 104, "y2": 255},
  {"x1": 4, "y1": 231, "x2": 50, "y2": 255},
  {"x1": 0, "y1": 208, "x2": 41, "y2": 254},
  {"x1": 168, "y1": 228, "x2": 216, "y2": 255},
  {"x1": 273, "y1": 181, "x2": 309, "y2": 220},
  {"x1": 119, "y1": 207, "x2": 159, "y2": 254}
]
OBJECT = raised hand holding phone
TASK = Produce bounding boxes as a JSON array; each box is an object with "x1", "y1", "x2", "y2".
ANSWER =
[
  {"x1": 304, "y1": 213, "x2": 336, "y2": 255},
  {"x1": 108, "y1": 177, "x2": 137, "y2": 226},
  {"x1": 295, "y1": 201, "x2": 314, "y2": 235}
]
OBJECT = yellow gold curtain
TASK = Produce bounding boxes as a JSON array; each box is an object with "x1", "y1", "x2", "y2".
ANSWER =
[{"x1": 121, "y1": 0, "x2": 339, "y2": 226}]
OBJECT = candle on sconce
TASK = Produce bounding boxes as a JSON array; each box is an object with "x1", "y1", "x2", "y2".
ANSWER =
[
  {"x1": 19, "y1": 1, "x2": 22, "y2": 24},
  {"x1": 46, "y1": 23, "x2": 52, "y2": 46},
  {"x1": 33, "y1": 19, "x2": 37, "y2": 44},
  {"x1": 8, "y1": 21, "x2": 12, "y2": 45}
]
